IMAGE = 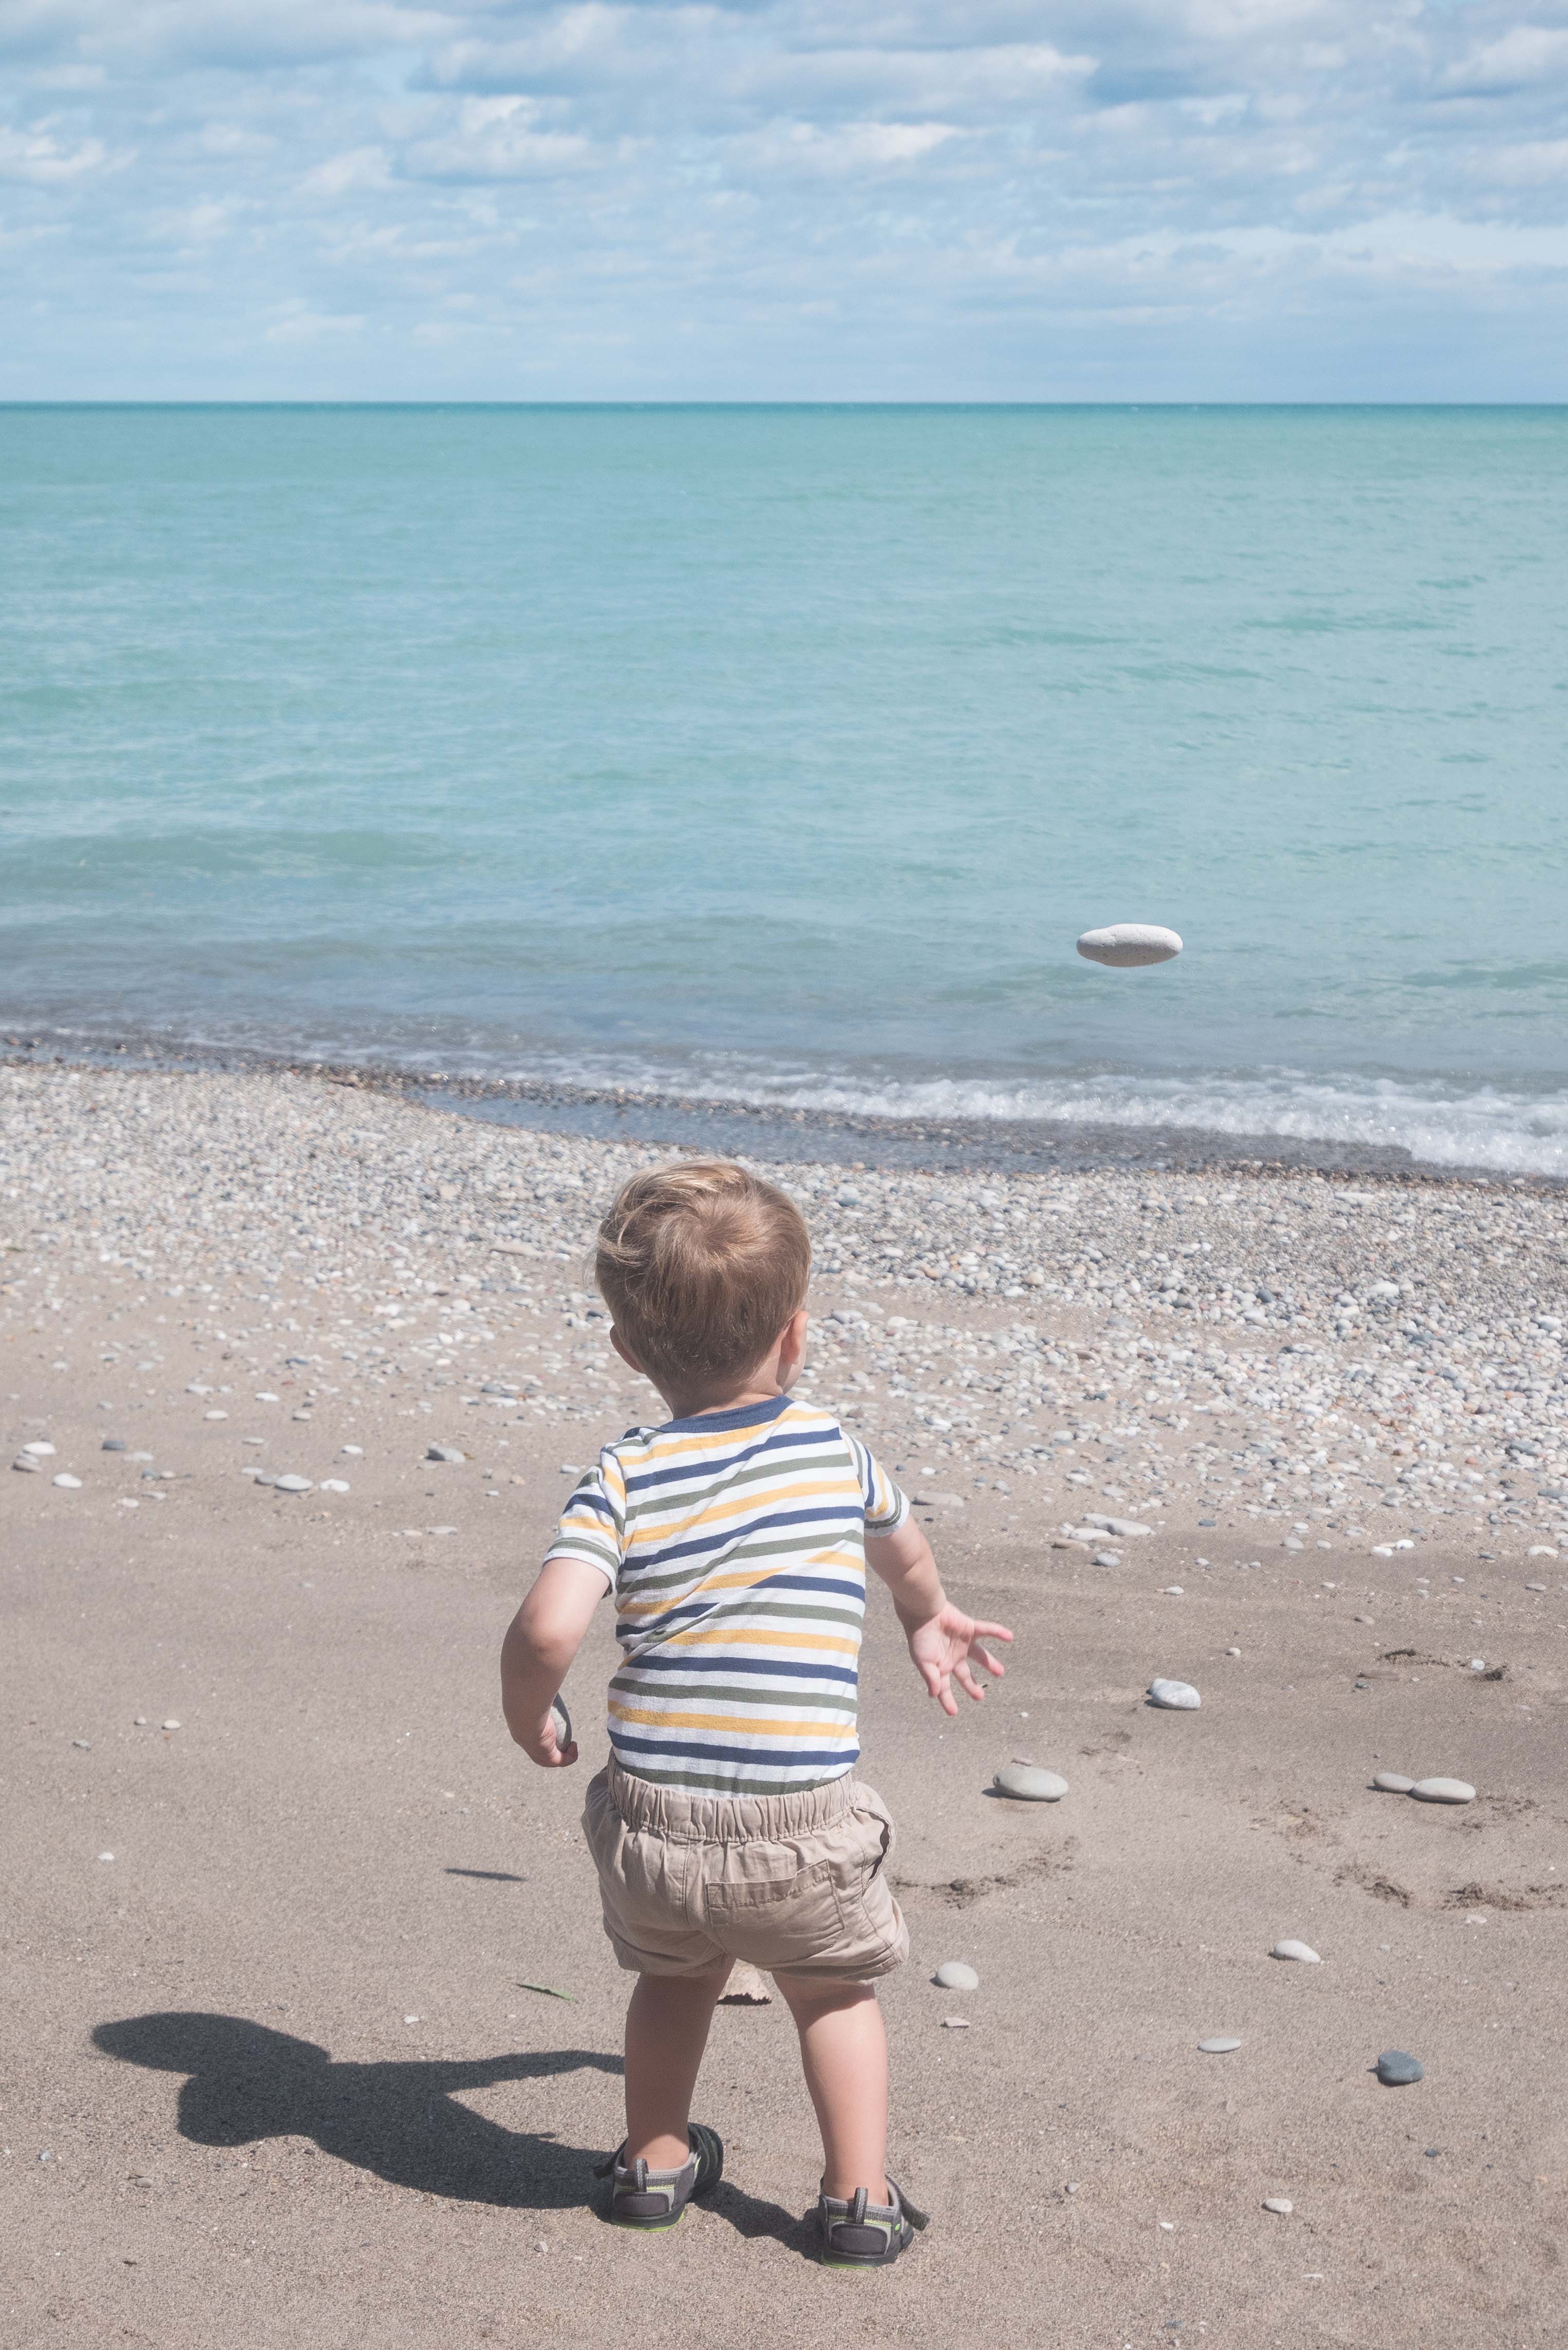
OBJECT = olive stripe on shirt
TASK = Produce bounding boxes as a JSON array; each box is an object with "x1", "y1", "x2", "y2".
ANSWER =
[{"x1": 545, "y1": 1392, "x2": 908, "y2": 1795}]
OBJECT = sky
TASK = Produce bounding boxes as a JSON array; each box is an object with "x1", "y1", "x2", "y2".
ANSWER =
[{"x1": 2, "y1": 0, "x2": 1567, "y2": 400}]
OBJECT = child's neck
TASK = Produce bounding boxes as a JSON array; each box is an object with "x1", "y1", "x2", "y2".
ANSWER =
[{"x1": 662, "y1": 1374, "x2": 784, "y2": 1421}]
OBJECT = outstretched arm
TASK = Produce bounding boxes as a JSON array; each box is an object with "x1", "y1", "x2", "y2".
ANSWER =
[
  {"x1": 864, "y1": 1518, "x2": 1013, "y2": 1717},
  {"x1": 500, "y1": 1557, "x2": 607, "y2": 1766}
]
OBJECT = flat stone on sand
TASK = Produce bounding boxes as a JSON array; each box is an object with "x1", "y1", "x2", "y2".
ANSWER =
[
  {"x1": 1376, "y1": 2049, "x2": 1424, "y2": 2086},
  {"x1": 426, "y1": 1445, "x2": 465, "y2": 1463},
  {"x1": 1148, "y1": 1678, "x2": 1201, "y2": 1709},
  {"x1": 1076, "y1": 923, "x2": 1183, "y2": 967},
  {"x1": 993, "y1": 1764, "x2": 1068, "y2": 1801},
  {"x1": 1198, "y1": 2037, "x2": 1242, "y2": 2053},
  {"x1": 1373, "y1": 1771, "x2": 1415, "y2": 1793},
  {"x1": 934, "y1": 1961, "x2": 980, "y2": 1991},
  {"x1": 1410, "y1": 1778, "x2": 1475, "y2": 1804},
  {"x1": 718, "y1": 1962, "x2": 771, "y2": 2006},
  {"x1": 1270, "y1": 1939, "x2": 1321, "y2": 1963},
  {"x1": 273, "y1": 1474, "x2": 313, "y2": 1494},
  {"x1": 1262, "y1": 2197, "x2": 1294, "y2": 2216}
]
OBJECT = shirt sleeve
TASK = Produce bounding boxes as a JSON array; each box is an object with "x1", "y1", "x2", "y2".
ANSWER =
[
  {"x1": 543, "y1": 1448, "x2": 626, "y2": 1588},
  {"x1": 850, "y1": 1435, "x2": 910, "y2": 1535}
]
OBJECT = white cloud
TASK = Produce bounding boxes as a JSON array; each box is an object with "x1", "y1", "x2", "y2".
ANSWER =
[
  {"x1": 301, "y1": 144, "x2": 394, "y2": 194},
  {"x1": 0, "y1": 121, "x2": 127, "y2": 181},
  {"x1": 1443, "y1": 25, "x2": 1568, "y2": 94},
  {"x1": 0, "y1": 0, "x2": 1565, "y2": 395}
]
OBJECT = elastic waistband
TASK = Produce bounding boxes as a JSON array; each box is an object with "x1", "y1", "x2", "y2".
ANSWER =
[{"x1": 606, "y1": 1757, "x2": 857, "y2": 1843}]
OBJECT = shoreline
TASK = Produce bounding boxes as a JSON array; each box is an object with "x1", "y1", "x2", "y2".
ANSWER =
[{"x1": 2, "y1": 1029, "x2": 1562, "y2": 1190}]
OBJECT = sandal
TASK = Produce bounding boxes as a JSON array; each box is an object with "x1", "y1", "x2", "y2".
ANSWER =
[
  {"x1": 594, "y1": 2123, "x2": 724, "y2": 2231},
  {"x1": 817, "y1": 2177, "x2": 929, "y2": 2267}
]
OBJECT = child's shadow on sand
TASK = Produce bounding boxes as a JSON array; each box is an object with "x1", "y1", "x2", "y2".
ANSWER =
[{"x1": 93, "y1": 2012, "x2": 808, "y2": 2248}]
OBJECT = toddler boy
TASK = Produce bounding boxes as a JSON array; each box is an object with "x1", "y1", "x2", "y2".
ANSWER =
[{"x1": 499, "y1": 1159, "x2": 1011, "y2": 2265}]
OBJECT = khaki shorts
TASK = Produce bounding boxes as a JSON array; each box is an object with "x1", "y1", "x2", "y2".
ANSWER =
[{"x1": 582, "y1": 1758, "x2": 908, "y2": 1983}]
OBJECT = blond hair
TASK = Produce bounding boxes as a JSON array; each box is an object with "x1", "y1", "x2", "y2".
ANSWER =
[{"x1": 594, "y1": 1159, "x2": 812, "y2": 1390}]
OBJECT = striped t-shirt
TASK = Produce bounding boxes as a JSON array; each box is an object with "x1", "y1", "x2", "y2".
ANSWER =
[{"x1": 545, "y1": 1394, "x2": 910, "y2": 1795}]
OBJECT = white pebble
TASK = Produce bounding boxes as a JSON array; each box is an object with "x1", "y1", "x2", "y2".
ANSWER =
[
  {"x1": 1076, "y1": 923, "x2": 1183, "y2": 968},
  {"x1": 1147, "y1": 1678, "x2": 1201, "y2": 1710},
  {"x1": 203, "y1": 1409, "x2": 228, "y2": 1421},
  {"x1": 161, "y1": 1718, "x2": 180, "y2": 1730},
  {"x1": 993, "y1": 1764, "x2": 1068, "y2": 1802},
  {"x1": 23, "y1": 1440, "x2": 56, "y2": 1456},
  {"x1": 341, "y1": 1445, "x2": 364, "y2": 1457},
  {"x1": 1160, "y1": 1585, "x2": 1184, "y2": 1596},
  {"x1": 1373, "y1": 1771, "x2": 1414, "y2": 1793},
  {"x1": 1262, "y1": 2197, "x2": 1293, "y2": 2216},
  {"x1": 1410, "y1": 1777, "x2": 1476, "y2": 1804},
  {"x1": 942, "y1": 2017, "x2": 971, "y2": 2030},
  {"x1": 97, "y1": 1851, "x2": 114, "y2": 1861},
  {"x1": 319, "y1": 1478, "x2": 351, "y2": 1493},
  {"x1": 52, "y1": 1472, "x2": 82, "y2": 1489},
  {"x1": 1269, "y1": 1939, "x2": 1320, "y2": 1963},
  {"x1": 934, "y1": 1961, "x2": 980, "y2": 1991},
  {"x1": 1198, "y1": 2037, "x2": 1242, "y2": 2053},
  {"x1": 273, "y1": 1474, "x2": 313, "y2": 1494}
]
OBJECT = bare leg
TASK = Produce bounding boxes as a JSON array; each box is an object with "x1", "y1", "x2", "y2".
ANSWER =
[
  {"x1": 773, "y1": 1974, "x2": 889, "y2": 2204},
  {"x1": 623, "y1": 1963, "x2": 732, "y2": 2172}
]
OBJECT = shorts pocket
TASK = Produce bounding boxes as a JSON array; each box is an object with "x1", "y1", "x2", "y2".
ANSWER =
[{"x1": 702, "y1": 1854, "x2": 847, "y2": 1971}]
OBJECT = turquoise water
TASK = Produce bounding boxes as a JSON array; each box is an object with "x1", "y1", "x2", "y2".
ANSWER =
[{"x1": 3, "y1": 403, "x2": 1567, "y2": 1173}]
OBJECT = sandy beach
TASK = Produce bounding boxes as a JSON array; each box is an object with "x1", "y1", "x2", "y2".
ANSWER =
[{"x1": 5, "y1": 1059, "x2": 1565, "y2": 2348}]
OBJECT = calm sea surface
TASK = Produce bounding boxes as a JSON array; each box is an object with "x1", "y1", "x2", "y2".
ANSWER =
[{"x1": 3, "y1": 404, "x2": 1566, "y2": 1173}]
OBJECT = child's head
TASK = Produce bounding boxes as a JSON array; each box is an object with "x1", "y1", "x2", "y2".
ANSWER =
[{"x1": 595, "y1": 1158, "x2": 811, "y2": 1394}]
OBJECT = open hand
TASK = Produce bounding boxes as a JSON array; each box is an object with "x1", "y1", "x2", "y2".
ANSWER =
[{"x1": 906, "y1": 1602, "x2": 1013, "y2": 1717}]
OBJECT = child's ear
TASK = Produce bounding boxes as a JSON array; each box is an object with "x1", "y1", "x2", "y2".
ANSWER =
[{"x1": 777, "y1": 1307, "x2": 809, "y2": 1386}]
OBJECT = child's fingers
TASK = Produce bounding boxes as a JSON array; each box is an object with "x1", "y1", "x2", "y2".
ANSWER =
[
  {"x1": 953, "y1": 1657, "x2": 986, "y2": 1703},
  {"x1": 972, "y1": 1619, "x2": 1014, "y2": 1644},
  {"x1": 971, "y1": 1642, "x2": 1006, "y2": 1678}
]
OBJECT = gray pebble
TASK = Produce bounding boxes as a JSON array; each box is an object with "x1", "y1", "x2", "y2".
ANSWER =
[
  {"x1": 914, "y1": 1492, "x2": 966, "y2": 1509},
  {"x1": 1147, "y1": 1678, "x2": 1201, "y2": 1710},
  {"x1": 101, "y1": 1437, "x2": 126, "y2": 1451},
  {"x1": 1085, "y1": 1513, "x2": 1152, "y2": 1537},
  {"x1": 1372, "y1": 1771, "x2": 1415, "y2": 1793},
  {"x1": 993, "y1": 1764, "x2": 1068, "y2": 1801},
  {"x1": 1376, "y1": 2049, "x2": 1424, "y2": 2086},
  {"x1": 426, "y1": 1444, "x2": 465, "y2": 1463},
  {"x1": 1410, "y1": 1778, "x2": 1475, "y2": 1804},
  {"x1": 933, "y1": 1961, "x2": 979, "y2": 1991},
  {"x1": 273, "y1": 1473, "x2": 313, "y2": 1494},
  {"x1": 12, "y1": 1453, "x2": 42, "y2": 1473}
]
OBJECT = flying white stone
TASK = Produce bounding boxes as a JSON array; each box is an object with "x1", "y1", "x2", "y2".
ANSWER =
[{"x1": 1076, "y1": 923, "x2": 1183, "y2": 968}]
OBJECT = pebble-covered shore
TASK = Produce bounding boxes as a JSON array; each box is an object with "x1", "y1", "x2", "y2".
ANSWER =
[{"x1": 3, "y1": 1063, "x2": 1564, "y2": 1572}]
